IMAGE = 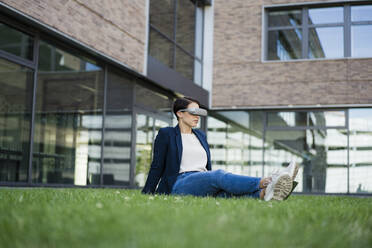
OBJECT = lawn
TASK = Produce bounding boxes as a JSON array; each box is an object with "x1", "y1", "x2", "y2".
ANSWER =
[{"x1": 0, "y1": 188, "x2": 371, "y2": 248}]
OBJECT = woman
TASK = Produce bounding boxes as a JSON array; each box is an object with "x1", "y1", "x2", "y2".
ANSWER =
[{"x1": 142, "y1": 97, "x2": 298, "y2": 201}]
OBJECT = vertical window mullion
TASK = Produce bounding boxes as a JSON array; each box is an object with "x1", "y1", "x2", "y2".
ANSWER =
[
  {"x1": 192, "y1": 1, "x2": 197, "y2": 80},
  {"x1": 201, "y1": 2, "x2": 205, "y2": 63},
  {"x1": 264, "y1": 9, "x2": 269, "y2": 60},
  {"x1": 28, "y1": 34, "x2": 40, "y2": 184},
  {"x1": 302, "y1": 7, "x2": 308, "y2": 59},
  {"x1": 194, "y1": 1, "x2": 204, "y2": 85},
  {"x1": 200, "y1": 3, "x2": 205, "y2": 86},
  {"x1": 173, "y1": 0, "x2": 177, "y2": 69},
  {"x1": 344, "y1": 4, "x2": 351, "y2": 57},
  {"x1": 100, "y1": 65, "x2": 108, "y2": 186},
  {"x1": 346, "y1": 109, "x2": 350, "y2": 194},
  {"x1": 130, "y1": 87, "x2": 137, "y2": 188}
]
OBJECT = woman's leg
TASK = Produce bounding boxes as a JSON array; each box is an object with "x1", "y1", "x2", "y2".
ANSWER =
[
  {"x1": 215, "y1": 189, "x2": 262, "y2": 199},
  {"x1": 171, "y1": 169, "x2": 263, "y2": 198}
]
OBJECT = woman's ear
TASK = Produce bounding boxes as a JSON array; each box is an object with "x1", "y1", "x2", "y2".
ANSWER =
[{"x1": 176, "y1": 111, "x2": 182, "y2": 119}]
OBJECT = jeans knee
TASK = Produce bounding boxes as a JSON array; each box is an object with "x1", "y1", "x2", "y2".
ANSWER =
[
  {"x1": 213, "y1": 169, "x2": 226, "y2": 175},
  {"x1": 212, "y1": 169, "x2": 227, "y2": 182}
]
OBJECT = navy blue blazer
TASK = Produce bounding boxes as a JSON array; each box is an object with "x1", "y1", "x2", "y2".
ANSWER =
[{"x1": 142, "y1": 124, "x2": 211, "y2": 194}]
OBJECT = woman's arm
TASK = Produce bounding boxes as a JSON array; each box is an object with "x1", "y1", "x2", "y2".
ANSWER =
[{"x1": 141, "y1": 128, "x2": 168, "y2": 194}]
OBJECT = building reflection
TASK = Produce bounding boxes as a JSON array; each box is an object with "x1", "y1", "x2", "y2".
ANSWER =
[{"x1": 207, "y1": 110, "x2": 372, "y2": 194}]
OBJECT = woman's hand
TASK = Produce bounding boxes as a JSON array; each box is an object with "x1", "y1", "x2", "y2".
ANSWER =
[{"x1": 259, "y1": 177, "x2": 272, "y2": 189}]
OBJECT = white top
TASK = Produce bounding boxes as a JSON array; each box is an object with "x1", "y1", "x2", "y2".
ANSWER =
[{"x1": 179, "y1": 133, "x2": 208, "y2": 173}]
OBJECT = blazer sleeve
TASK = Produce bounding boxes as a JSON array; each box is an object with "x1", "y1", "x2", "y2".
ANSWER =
[{"x1": 141, "y1": 128, "x2": 168, "y2": 194}]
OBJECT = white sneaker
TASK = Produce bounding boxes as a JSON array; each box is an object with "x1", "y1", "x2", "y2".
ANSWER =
[
  {"x1": 284, "y1": 160, "x2": 300, "y2": 181},
  {"x1": 263, "y1": 161, "x2": 299, "y2": 201},
  {"x1": 264, "y1": 172, "x2": 292, "y2": 201},
  {"x1": 264, "y1": 160, "x2": 299, "y2": 201}
]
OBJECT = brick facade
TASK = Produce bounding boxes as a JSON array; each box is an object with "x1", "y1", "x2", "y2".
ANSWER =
[
  {"x1": 1, "y1": 0, "x2": 147, "y2": 73},
  {"x1": 212, "y1": 0, "x2": 372, "y2": 108}
]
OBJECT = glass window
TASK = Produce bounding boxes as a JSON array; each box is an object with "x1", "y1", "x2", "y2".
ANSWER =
[
  {"x1": 267, "y1": 112, "x2": 307, "y2": 127},
  {"x1": 218, "y1": 111, "x2": 250, "y2": 130},
  {"x1": 265, "y1": 129, "x2": 348, "y2": 193},
  {"x1": 264, "y1": 130, "x2": 303, "y2": 179},
  {"x1": 266, "y1": 4, "x2": 372, "y2": 60},
  {"x1": 244, "y1": 132, "x2": 264, "y2": 177},
  {"x1": 215, "y1": 111, "x2": 251, "y2": 174},
  {"x1": 194, "y1": 4, "x2": 204, "y2": 86},
  {"x1": 195, "y1": 6, "x2": 203, "y2": 60},
  {"x1": 176, "y1": 0, "x2": 195, "y2": 53},
  {"x1": 175, "y1": 47, "x2": 193, "y2": 80},
  {"x1": 32, "y1": 40, "x2": 104, "y2": 185},
  {"x1": 135, "y1": 116, "x2": 169, "y2": 187},
  {"x1": 308, "y1": 111, "x2": 346, "y2": 127},
  {"x1": 0, "y1": 58, "x2": 33, "y2": 182},
  {"x1": 135, "y1": 84, "x2": 172, "y2": 119},
  {"x1": 134, "y1": 85, "x2": 171, "y2": 188},
  {"x1": 268, "y1": 29, "x2": 302, "y2": 60},
  {"x1": 194, "y1": 60, "x2": 202, "y2": 86},
  {"x1": 208, "y1": 109, "x2": 372, "y2": 194},
  {"x1": 135, "y1": 114, "x2": 154, "y2": 187},
  {"x1": 349, "y1": 108, "x2": 372, "y2": 193},
  {"x1": 103, "y1": 114, "x2": 132, "y2": 186},
  {"x1": 149, "y1": 29, "x2": 174, "y2": 68},
  {"x1": 268, "y1": 10, "x2": 302, "y2": 27},
  {"x1": 351, "y1": 25, "x2": 372, "y2": 58},
  {"x1": 308, "y1": 7, "x2": 343, "y2": 25},
  {"x1": 149, "y1": 0, "x2": 204, "y2": 84},
  {"x1": 248, "y1": 111, "x2": 265, "y2": 178},
  {"x1": 207, "y1": 116, "x2": 228, "y2": 170},
  {"x1": 351, "y1": 5, "x2": 372, "y2": 22},
  {"x1": 207, "y1": 112, "x2": 265, "y2": 178},
  {"x1": 308, "y1": 27, "x2": 344, "y2": 59},
  {"x1": 150, "y1": 0, "x2": 174, "y2": 38},
  {"x1": 226, "y1": 124, "x2": 245, "y2": 173},
  {"x1": 0, "y1": 22, "x2": 33, "y2": 60},
  {"x1": 103, "y1": 70, "x2": 134, "y2": 186}
]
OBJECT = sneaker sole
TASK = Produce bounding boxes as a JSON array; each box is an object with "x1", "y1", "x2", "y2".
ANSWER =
[
  {"x1": 283, "y1": 181, "x2": 298, "y2": 200},
  {"x1": 292, "y1": 163, "x2": 299, "y2": 180},
  {"x1": 272, "y1": 174, "x2": 292, "y2": 201}
]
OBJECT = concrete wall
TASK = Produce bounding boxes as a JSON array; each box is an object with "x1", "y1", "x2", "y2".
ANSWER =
[
  {"x1": 212, "y1": 0, "x2": 372, "y2": 108},
  {"x1": 1, "y1": 0, "x2": 147, "y2": 73}
]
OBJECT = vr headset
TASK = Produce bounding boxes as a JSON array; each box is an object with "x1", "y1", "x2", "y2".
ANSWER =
[{"x1": 179, "y1": 108, "x2": 208, "y2": 116}]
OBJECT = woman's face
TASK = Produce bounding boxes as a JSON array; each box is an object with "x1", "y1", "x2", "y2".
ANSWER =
[{"x1": 177, "y1": 102, "x2": 200, "y2": 128}]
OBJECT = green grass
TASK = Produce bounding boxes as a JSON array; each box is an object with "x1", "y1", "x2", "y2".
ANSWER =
[{"x1": 0, "y1": 188, "x2": 371, "y2": 248}]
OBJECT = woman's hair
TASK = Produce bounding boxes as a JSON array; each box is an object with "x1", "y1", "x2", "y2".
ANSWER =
[{"x1": 173, "y1": 97, "x2": 201, "y2": 120}]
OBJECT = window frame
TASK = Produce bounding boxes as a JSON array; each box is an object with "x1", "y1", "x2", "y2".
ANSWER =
[
  {"x1": 149, "y1": 0, "x2": 205, "y2": 84},
  {"x1": 0, "y1": 15, "x2": 38, "y2": 69},
  {"x1": 263, "y1": 1, "x2": 372, "y2": 62},
  {"x1": 265, "y1": 109, "x2": 348, "y2": 130},
  {"x1": 0, "y1": 12, "x2": 176, "y2": 188}
]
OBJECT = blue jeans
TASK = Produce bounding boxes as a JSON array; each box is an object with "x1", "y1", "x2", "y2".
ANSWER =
[{"x1": 171, "y1": 169, "x2": 262, "y2": 198}]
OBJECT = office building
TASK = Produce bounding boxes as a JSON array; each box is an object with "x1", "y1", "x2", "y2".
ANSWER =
[{"x1": 0, "y1": 0, "x2": 371, "y2": 194}]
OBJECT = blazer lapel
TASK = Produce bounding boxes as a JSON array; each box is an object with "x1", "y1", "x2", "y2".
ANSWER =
[{"x1": 175, "y1": 124, "x2": 182, "y2": 164}]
